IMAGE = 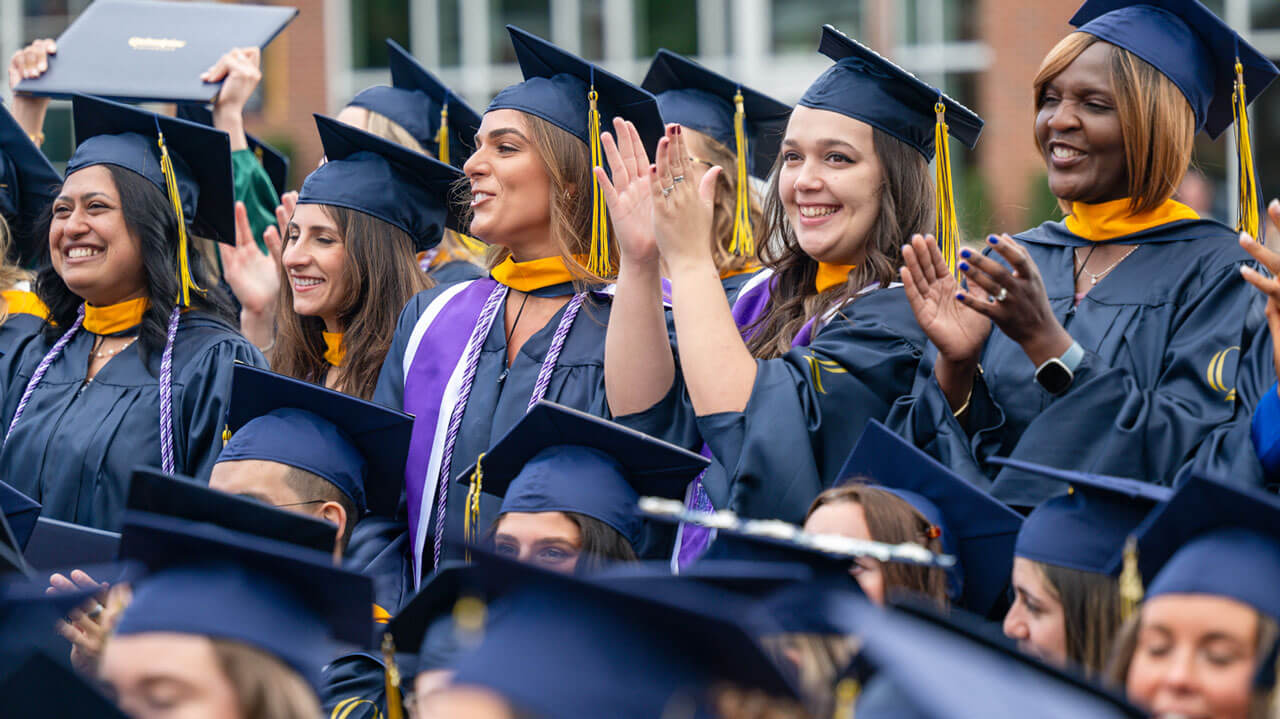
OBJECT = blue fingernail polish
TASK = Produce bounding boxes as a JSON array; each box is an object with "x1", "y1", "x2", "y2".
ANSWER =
[
  {"x1": 958, "y1": 262, "x2": 970, "y2": 271},
  {"x1": 987, "y1": 235, "x2": 1000, "y2": 244},
  {"x1": 960, "y1": 248, "x2": 972, "y2": 259},
  {"x1": 955, "y1": 293, "x2": 965, "y2": 301}
]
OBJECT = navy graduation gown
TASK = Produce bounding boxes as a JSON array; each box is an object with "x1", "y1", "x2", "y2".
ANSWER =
[
  {"x1": 0, "y1": 313, "x2": 265, "y2": 529},
  {"x1": 427, "y1": 259, "x2": 485, "y2": 285},
  {"x1": 345, "y1": 515, "x2": 415, "y2": 613},
  {"x1": 694, "y1": 286, "x2": 929, "y2": 524},
  {"x1": 721, "y1": 269, "x2": 760, "y2": 302},
  {"x1": 888, "y1": 218, "x2": 1256, "y2": 506}
]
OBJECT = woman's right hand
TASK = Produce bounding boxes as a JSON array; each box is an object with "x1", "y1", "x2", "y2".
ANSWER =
[
  {"x1": 7, "y1": 39, "x2": 56, "y2": 141},
  {"x1": 220, "y1": 202, "x2": 282, "y2": 349},
  {"x1": 1239, "y1": 200, "x2": 1280, "y2": 386},
  {"x1": 594, "y1": 117, "x2": 659, "y2": 267}
]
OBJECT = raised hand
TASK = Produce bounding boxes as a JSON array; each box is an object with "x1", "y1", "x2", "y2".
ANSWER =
[
  {"x1": 1239, "y1": 200, "x2": 1280, "y2": 383},
  {"x1": 47, "y1": 569, "x2": 127, "y2": 676},
  {"x1": 201, "y1": 47, "x2": 263, "y2": 152},
  {"x1": 220, "y1": 202, "x2": 282, "y2": 349},
  {"x1": 7, "y1": 39, "x2": 56, "y2": 141},
  {"x1": 650, "y1": 124, "x2": 720, "y2": 273},
  {"x1": 901, "y1": 234, "x2": 991, "y2": 365},
  {"x1": 594, "y1": 117, "x2": 658, "y2": 266}
]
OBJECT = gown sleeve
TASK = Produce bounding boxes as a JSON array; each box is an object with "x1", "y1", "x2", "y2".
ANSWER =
[
  {"x1": 231, "y1": 149, "x2": 280, "y2": 253},
  {"x1": 178, "y1": 335, "x2": 267, "y2": 482},
  {"x1": 694, "y1": 290, "x2": 927, "y2": 524},
  {"x1": 320, "y1": 652, "x2": 390, "y2": 719},
  {"x1": 345, "y1": 515, "x2": 415, "y2": 613}
]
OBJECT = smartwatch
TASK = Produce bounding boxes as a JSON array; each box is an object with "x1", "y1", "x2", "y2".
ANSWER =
[{"x1": 1034, "y1": 341, "x2": 1084, "y2": 396}]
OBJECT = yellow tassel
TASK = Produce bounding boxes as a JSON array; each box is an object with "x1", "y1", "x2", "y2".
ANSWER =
[
  {"x1": 463, "y1": 453, "x2": 484, "y2": 563},
  {"x1": 436, "y1": 103, "x2": 450, "y2": 166},
  {"x1": 1119, "y1": 535, "x2": 1144, "y2": 622},
  {"x1": 156, "y1": 131, "x2": 204, "y2": 307},
  {"x1": 221, "y1": 425, "x2": 231, "y2": 446},
  {"x1": 453, "y1": 231, "x2": 488, "y2": 256},
  {"x1": 832, "y1": 678, "x2": 860, "y2": 719},
  {"x1": 381, "y1": 633, "x2": 404, "y2": 719},
  {"x1": 729, "y1": 91, "x2": 754, "y2": 257},
  {"x1": 933, "y1": 101, "x2": 960, "y2": 280},
  {"x1": 1234, "y1": 60, "x2": 1259, "y2": 240},
  {"x1": 586, "y1": 88, "x2": 612, "y2": 277}
]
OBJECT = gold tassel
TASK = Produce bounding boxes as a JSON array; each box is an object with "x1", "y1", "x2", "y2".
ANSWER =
[
  {"x1": 729, "y1": 90, "x2": 754, "y2": 257},
  {"x1": 586, "y1": 87, "x2": 612, "y2": 277},
  {"x1": 453, "y1": 231, "x2": 488, "y2": 256},
  {"x1": 156, "y1": 130, "x2": 203, "y2": 307},
  {"x1": 1234, "y1": 60, "x2": 1259, "y2": 240},
  {"x1": 463, "y1": 453, "x2": 484, "y2": 563},
  {"x1": 933, "y1": 101, "x2": 960, "y2": 280},
  {"x1": 1119, "y1": 535, "x2": 1144, "y2": 622},
  {"x1": 436, "y1": 103, "x2": 450, "y2": 166},
  {"x1": 381, "y1": 633, "x2": 404, "y2": 719},
  {"x1": 221, "y1": 425, "x2": 231, "y2": 447},
  {"x1": 832, "y1": 678, "x2": 860, "y2": 719}
]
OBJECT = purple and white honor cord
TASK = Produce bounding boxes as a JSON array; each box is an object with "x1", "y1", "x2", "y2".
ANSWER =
[
  {"x1": 430, "y1": 287, "x2": 587, "y2": 569},
  {"x1": 157, "y1": 306, "x2": 181, "y2": 474},
  {"x1": 5, "y1": 305, "x2": 85, "y2": 443}
]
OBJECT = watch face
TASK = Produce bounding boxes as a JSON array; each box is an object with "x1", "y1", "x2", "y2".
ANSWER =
[{"x1": 1036, "y1": 359, "x2": 1073, "y2": 396}]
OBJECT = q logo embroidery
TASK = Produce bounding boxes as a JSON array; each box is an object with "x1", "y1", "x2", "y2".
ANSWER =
[
  {"x1": 1205, "y1": 346, "x2": 1239, "y2": 402},
  {"x1": 331, "y1": 697, "x2": 381, "y2": 719},
  {"x1": 806, "y1": 354, "x2": 847, "y2": 394}
]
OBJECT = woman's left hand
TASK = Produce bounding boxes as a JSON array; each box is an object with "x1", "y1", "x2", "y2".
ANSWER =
[
  {"x1": 650, "y1": 124, "x2": 720, "y2": 273},
  {"x1": 956, "y1": 234, "x2": 1073, "y2": 366}
]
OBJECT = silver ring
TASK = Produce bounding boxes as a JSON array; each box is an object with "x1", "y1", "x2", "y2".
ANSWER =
[
  {"x1": 86, "y1": 602, "x2": 105, "y2": 620},
  {"x1": 672, "y1": 175, "x2": 685, "y2": 184},
  {"x1": 662, "y1": 185, "x2": 675, "y2": 197},
  {"x1": 995, "y1": 287, "x2": 1009, "y2": 303}
]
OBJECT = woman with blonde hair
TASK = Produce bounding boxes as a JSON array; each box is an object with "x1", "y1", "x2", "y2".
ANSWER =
[
  {"x1": 373, "y1": 27, "x2": 667, "y2": 581},
  {"x1": 890, "y1": 0, "x2": 1276, "y2": 505}
]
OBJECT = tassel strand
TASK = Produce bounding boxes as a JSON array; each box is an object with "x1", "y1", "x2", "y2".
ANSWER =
[
  {"x1": 587, "y1": 88, "x2": 612, "y2": 277},
  {"x1": 934, "y1": 101, "x2": 960, "y2": 279},
  {"x1": 156, "y1": 130, "x2": 203, "y2": 306},
  {"x1": 730, "y1": 91, "x2": 754, "y2": 257},
  {"x1": 436, "y1": 103, "x2": 451, "y2": 166},
  {"x1": 1234, "y1": 60, "x2": 1259, "y2": 240}
]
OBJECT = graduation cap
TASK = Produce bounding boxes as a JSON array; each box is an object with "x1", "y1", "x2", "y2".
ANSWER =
[
  {"x1": 838, "y1": 420, "x2": 1024, "y2": 617},
  {"x1": 127, "y1": 466, "x2": 338, "y2": 555},
  {"x1": 115, "y1": 510, "x2": 373, "y2": 690},
  {"x1": 641, "y1": 49, "x2": 791, "y2": 258},
  {"x1": 346, "y1": 39, "x2": 482, "y2": 167},
  {"x1": 988, "y1": 457, "x2": 1169, "y2": 575},
  {"x1": 488, "y1": 26, "x2": 665, "y2": 276},
  {"x1": 0, "y1": 480, "x2": 39, "y2": 551},
  {"x1": 0, "y1": 104, "x2": 60, "y2": 267},
  {"x1": 0, "y1": 569, "x2": 135, "y2": 673},
  {"x1": 593, "y1": 559, "x2": 813, "y2": 599},
  {"x1": 67, "y1": 94, "x2": 233, "y2": 306},
  {"x1": 220, "y1": 364, "x2": 414, "y2": 518},
  {"x1": 801, "y1": 25, "x2": 983, "y2": 275},
  {"x1": 456, "y1": 400, "x2": 709, "y2": 550},
  {"x1": 1070, "y1": 0, "x2": 1278, "y2": 238},
  {"x1": 385, "y1": 562, "x2": 482, "y2": 674},
  {"x1": 175, "y1": 103, "x2": 291, "y2": 196},
  {"x1": 447, "y1": 547, "x2": 800, "y2": 718},
  {"x1": 0, "y1": 651, "x2": 128, "y2": 719},
  {"x1": 1113, "y1": 474, "x2": 1280, "y2": 623},
  {"x1": 23, "y1": 518, "x2": 120, "y2": 571},
  {"x1": 299, "y1": 114, "x2": 465, "y2": 252},
  {"x1": 853, "y1": 599, "x2": 1146, "y2": 719}
]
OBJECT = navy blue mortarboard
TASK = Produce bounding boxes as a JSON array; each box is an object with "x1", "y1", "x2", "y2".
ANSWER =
[
  {"x1": 219, "y1": 364, "x2": 413, "y2": 518},
  {"x1": 0, "y1": 105, "x2": 60, "y2": 267},
  {"x1": 175, "y1": 103, "x2": 291, "y2": 196},
  {"x1": 127, "y1": 466, "x2": 338, "y2": 555},
  {"x1": 1069, "y1": 0, "x2": 1278, "y2": 138},
  {"x1": 594, "y1": 559, "x2": 812, "y2": 599},
  {"x1": 989, "y1": 457, "x2": 1170, "y2": 575},
  {"x1": 68, "y1": 95, "x2": 234, "y2": 247},
  {"x1": 838, "y1": 420, "x2": 1024, "y2": 617},
  {"x1": 1115, "y1": 474, "x2": 1280, "y2": 622},
  {"x1": 457, "y1": 400, "x2": 709, "y2": 550},
  {"x1": 299, "y1": 114, "x2": 465, "y2": 252},
  {"x1": 447, "y1": 547, "x2": 799, "y2": 718},
  {"x1": 23, "y1": 518, "x2": 120, "y2": 571},
  {"x1": 0, "y1": 480, "x2": 39, "y2": 551},
  {"x1": 642, "y1": 49, "x2": 791, "y2": 180},
  {"x1": 853, "y1": 599, "x2": 1145, "y2": 719},
  {"x1": 1, "y1": 651, "x2": 128, "y2": 718},
  {"x1": 488, "y1": 26, "x2": 665, "y2": 276},
  {"x1": 346, "y1": 39, "x2": 482, "y2": 167},
  {"x1": 801, "y1": 24, "x2": 982, "y2": 275},
  {"x1": 0, "y1": 565, "x2": 138, "y2": 672},
  {"x1": 115, "y1": 511, "x2": 373, "y2": 691},
  {"x1": 385, "y1": 561, "x2": 488, "y2": 676}
]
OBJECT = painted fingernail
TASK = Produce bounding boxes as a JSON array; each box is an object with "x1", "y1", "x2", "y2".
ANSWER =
[
  {"x1": 987, "y1": 235, "x2": 1000, "y2": 244},
  {"x1": 960, "y1": 248, "x2": 972, "y2": 259},
  {"x1": 956, "y1": 293, "x2": 966, "y2": 301},
  {"x1": 958, "y1": 262, "x2": 970, "y2": 272}
]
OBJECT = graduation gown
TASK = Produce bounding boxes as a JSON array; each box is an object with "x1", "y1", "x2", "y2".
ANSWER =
[
  {"x1": 375, "y1": 278, "x2": 687, "y2": 576},
  {"x1": 693, "y1": 274, "x2": 929, "y2": 525},
  {"x1": 888, "y1": 218, "x2": 1256, "y2": 506},
  {"x1": 720, "y1": 268, "x2": 761, "y2": 302},
  {"x1": 0, "y1": 313, "x2": 265, "y2": 529}
]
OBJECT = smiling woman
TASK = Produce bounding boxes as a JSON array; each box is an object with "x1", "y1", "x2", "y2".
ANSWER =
[{"x1": 0, "y1": 96, "x2": 265, "y2": 531}]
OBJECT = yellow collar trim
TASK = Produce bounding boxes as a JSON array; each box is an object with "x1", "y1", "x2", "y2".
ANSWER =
[
  {"x1": 490, "y1": 255, "x2": 578, "y2": 292},
  {"x1": 720, "y1": 264, "x2": 759, "y2": 281},
  {"x1": 815, "y1": 262, "x2": 857, "y2": 294},
  {"x1": 2, "y1": 290, "x2": 48, "y2": 320},
  {"x1": 322, "y1": 331, "x2": 345, "y2": 367},
  {"x1": 1065, "y1": 198, "x2": 1200, "y2": 242},
  {"x1": 84, "y1": 297, "x2": 149, "y2": 335}
]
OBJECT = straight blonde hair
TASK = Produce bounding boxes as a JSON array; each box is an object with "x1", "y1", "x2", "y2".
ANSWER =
[{"x1": 211, "y1": 639, "x2": 322, "y2": 719}]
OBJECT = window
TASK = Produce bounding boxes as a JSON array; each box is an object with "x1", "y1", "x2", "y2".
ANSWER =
[
  {"x1": 439, "y1": 0, "x2": 462, "y2": 67},
  {"x1": 771, "y1": 2, "x2": 859, "y2": 54},
  {"x1": 351, "y1": 0, "x2": 410, "y2": 69},
  {"x1": 580, "y1": 0, "x2": 606, "y2": 61},
  {"x1": 636, "y1": 0, "x2": 697, "y2": 57},
  {"x1": 490, "y1": 0, "x2": 552, "y2": 64}
]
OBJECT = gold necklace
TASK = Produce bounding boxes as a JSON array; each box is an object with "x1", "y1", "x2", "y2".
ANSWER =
[
  {"x1": 1075, "y1": 245, "x2": 1139, "y2": 285},
  {"x1": 91, "y1": 336, "x2": 138, "y2": 359}
]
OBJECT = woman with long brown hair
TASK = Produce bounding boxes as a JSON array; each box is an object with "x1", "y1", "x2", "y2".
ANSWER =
[
  {"x1": 373, "y1": 27, "x2": 666, "y2": 583},
  {"x1": 890, "y1": 0, "x2": 1276, "y2": 505},
  {"x1": 603, "y1": 26, "x2": 981, "y2": 530}
]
